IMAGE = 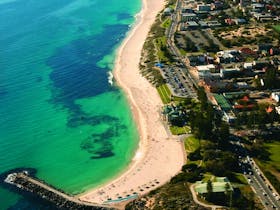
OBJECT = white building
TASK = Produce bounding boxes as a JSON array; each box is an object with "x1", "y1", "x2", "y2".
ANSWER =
[
  {"x1": 236, "y1": 82, "x2": 249, "y2": 89},
  {"x1": 196, "y1": 64, "x2": 215, "y2": 79},
  {"x1": 271, "y1": 92, "x2": 280, "y2": 102},
  {"x1": 276, "y1": 106, "x2": 280, "y2": 115},
  {"x1": 223, "y1": 111, "x2": 236, "y2": 123},
  {"x1": 244, "y1": 62, "x2": 253, "y2": 70}
]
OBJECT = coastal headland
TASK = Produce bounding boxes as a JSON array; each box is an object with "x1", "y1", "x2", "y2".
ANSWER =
[{"x1": 78, "y1": 0, "x2": 186, "y2": 206}]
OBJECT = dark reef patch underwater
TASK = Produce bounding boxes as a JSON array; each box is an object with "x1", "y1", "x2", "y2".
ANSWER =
[{"x1": 47, "y1": 24, "x2": 130, "y2": 158}]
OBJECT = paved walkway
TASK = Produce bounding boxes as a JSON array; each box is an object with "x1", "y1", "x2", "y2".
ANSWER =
[{"x1": 189, "y1": 183, "x2": 227, "y2": 210}]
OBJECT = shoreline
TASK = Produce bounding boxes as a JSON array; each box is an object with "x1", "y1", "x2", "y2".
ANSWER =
[{"x1": 78, "y1": 0, "x2": 185, "y2": 205}]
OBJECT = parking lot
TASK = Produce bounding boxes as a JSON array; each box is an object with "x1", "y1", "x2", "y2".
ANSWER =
[{"x1": 160, "y1": 65, "x2": 197, "y2": 98}]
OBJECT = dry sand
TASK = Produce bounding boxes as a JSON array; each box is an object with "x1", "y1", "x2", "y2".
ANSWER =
[{"x1": 78, "y1": 0, "x2": 186, "y2": 206}]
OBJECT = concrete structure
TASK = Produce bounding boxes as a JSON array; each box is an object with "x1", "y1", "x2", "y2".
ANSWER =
[{"x1": 3, "y1": 170, "x2": 114, "y2": 209}]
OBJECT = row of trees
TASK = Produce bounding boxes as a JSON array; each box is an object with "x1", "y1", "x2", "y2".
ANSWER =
[{"x1": 234, "y1": 107, "x2": 280, "y2": 129}]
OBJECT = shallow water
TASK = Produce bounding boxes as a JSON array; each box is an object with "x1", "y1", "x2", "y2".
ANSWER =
[{"x1": 0, "y1": 0, "x2": 141, "y2": 208}]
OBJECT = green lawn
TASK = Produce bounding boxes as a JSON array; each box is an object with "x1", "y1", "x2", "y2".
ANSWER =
[
  {"x1": 255, "y1": 141, "x2": 280, "y2": 193},
  {"x1": 273, "y1": 25, "x2": 280, "y2": 33},
  {"x1": 185, "y1": 136, "x2": 200, "y2": 153},
  {"x1": 179, "y1": 49, "x2": 187, "y2": 56},
  {"x1": 172, "y1": 96, "x2": 188, "y2": 103},
  {"x1": 154, "y1": 36, "x2": 170, "y2": 63},
  {"x1": 157, "y1": 84, "x2": 171, "y2": 104},
  {"x1": 232, "y1": 173, "x2": 248, "y2": 185},
  {"x1": 161, "y1": 18, "x2": 171, "y2": 29},
  {"x1": 264, "y1": 141, "x2": 280, "y2": 170},
  {"x1": 257, "y1": 141, "x2": 280, "y2": 172},
  {"x1": 170, "y1": 125, "x2": 190, "y2": 135},
  {"x1": 202, "y1": 173, "x2": 213, "y2": 182}
]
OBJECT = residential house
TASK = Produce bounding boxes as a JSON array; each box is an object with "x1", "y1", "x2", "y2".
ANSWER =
[
  {"x1": 206, "y1": 21, "x2": 221, "y2": 27},
  {"x1": 244, "y1": 62, "x2": 253, "y2": 70},
  {"x1": 239, "y1": 47, "x2": 257, "y2": 58},
  {"x1": 253, "y1": 13, "x2": 275, "y2": 21},
  {"x1": 232, "y1": 18, "x2": 247, "y2": 24},
  {"x1": 235, "y1": 81, "x2": 250, "y2": 89},
  {"x1": 216, "y1": 50, "x2": 239, "y2": 63},
  {"x1": 196, "y1": 4, "x2": 212, "y2": 12}
]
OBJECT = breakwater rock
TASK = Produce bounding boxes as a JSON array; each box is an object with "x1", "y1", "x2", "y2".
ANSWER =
[{"x1": 1, "y1": 168, "x2": 115, "y2": 210}]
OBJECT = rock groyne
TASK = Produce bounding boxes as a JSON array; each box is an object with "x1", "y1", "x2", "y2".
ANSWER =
[{"x1": 1, "y1": 169, "x2": 115, "y2": 210}]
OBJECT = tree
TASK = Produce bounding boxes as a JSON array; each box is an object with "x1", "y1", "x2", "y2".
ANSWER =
[
  {"x1": 264, "y1": 67, "x2": 279, "y2": 89},
  {"x1": 225, "y1": 182, "x2": 232, "y2": 207},
  {"x1": 181, "y1": 163, "x2": 198, "y2": 172},
  {"x1": 197, "y1": 87, "x2": 208, "y2": 111},
  {"x1": 217, "y1": 122, "x2": 230, "y2": 147},
  {"x1": 206, "y1": 180, "x2": 213, "y2": 200},
  {"x1": 207, "y1": 180, "x2": 213, "y2": 192}
]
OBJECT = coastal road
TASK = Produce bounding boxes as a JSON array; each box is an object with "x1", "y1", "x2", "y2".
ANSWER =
[
  {"x1": 247, "y1": 159, "x2": 280, "y2": 210},
  {"x1": 166, "y1": 0, "x2": 199, "y2": 90},
  {"x1": 232, "y1": 139, "x2": 280, "y2": 209}
]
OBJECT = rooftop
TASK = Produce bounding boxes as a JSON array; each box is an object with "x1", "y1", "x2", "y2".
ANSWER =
[
  {"x1": 213, "y1": 94, "x2": 232, "y2": 111},
  {"x1": 195, "y1": 177, "x2": 233, "y2": 194}
]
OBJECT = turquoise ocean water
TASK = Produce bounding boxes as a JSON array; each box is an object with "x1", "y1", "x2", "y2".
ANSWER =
[{"x1": 0, "y1": 0, "x2": 141, "y2": 208}]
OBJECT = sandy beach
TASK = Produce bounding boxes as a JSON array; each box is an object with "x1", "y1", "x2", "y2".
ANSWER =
[{"x1": 78, "y1": 0, "x2": 185, "y2": 206}]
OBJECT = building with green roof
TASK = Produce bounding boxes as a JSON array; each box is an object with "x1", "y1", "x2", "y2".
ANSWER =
[
  {"x1": 213, "y1": 94, "x2": 232, "y2": 111},
  {"x1": 194, "y1": 177, "x2": 233, "y2": 195}
]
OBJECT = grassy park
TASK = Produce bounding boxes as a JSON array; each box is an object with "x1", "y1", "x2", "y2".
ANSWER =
[
  {"x1": 265, "y1": 141, "x2": 280, "y2": 171},
  {"x1": 257, "y1": 141, "x2": 280, "y2": 174},
  {"x1": 184, "y1": 136, "x2": 200, "y2": 153},
  {"x1": 273, "y1": 24, "x2": 280, "y2": 33},
  {"x1": 157, "y1": 84, "x2": 171, "y2": 104},
  {"x1": 161, "y1": 18, "x2": 171, "y2": 29},
  {"x1": 255, "y1": 141, "x2": 280, "y2": 193},
  {"x1": 170, "y1": 125, "x2": 190, "y2": 135}
]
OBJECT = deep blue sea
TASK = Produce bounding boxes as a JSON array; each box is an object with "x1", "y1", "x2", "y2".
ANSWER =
[{"x1": 0, "y1": 0, "x2": 141, "y2": 209}]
